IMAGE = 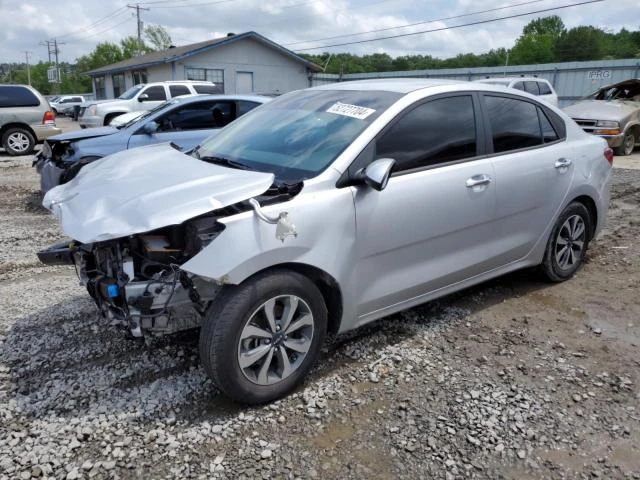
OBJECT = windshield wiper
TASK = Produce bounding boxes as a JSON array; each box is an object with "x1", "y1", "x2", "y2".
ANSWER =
[{"x1": 199, "y1": 155, "x2": 250, "y2": 170}]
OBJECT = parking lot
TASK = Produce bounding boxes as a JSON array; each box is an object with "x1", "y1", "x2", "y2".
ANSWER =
[{"x1": 0, "y1": 118, "x2": 639, "y2": 479}]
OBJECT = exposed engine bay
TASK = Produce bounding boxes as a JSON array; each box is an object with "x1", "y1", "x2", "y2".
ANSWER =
[{"x1": 38, "y1": 184, "x2": 302, "y2": 338}]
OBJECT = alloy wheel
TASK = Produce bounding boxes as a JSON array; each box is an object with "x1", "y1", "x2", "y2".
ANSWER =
[
  {"x1": 237, "y1": 295, "x2": 314, "y2": 385},
  {"x1": 555, "y1": 214, "x2": 586, "y2": 270},
  {"x1": 7, "y1": 132, "x2": 31, "y2": 153}
]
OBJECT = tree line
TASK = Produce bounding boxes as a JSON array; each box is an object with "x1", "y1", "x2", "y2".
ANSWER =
[
  {"x1": 301, "y1": 17, "x2": 640, "y2": 74},
  {"x1": 1, "y1": 16, "x2": 639, "y2": 94}
]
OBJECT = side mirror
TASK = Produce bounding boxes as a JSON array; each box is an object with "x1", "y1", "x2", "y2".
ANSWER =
[
  {"x1": 138, "y1": 93, "x2": 149, "y2": 102},
  {"x1": 143, "y1": 121, "x2": 158, "y2": 135},
  {"x1": 356, "y1": 158, "x2": 395, "y2": 191}
]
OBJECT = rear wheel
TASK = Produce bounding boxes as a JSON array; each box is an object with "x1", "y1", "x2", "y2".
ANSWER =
[
  {"x1": 615, "y1": 130, "x2": 635, "y2": 156},
  {"x1": 541, "y1": 202, "x2": 591, "y2": 282},
  {"x1": 2, "y1": 127, "x2": 35, "y2": 156},
  {"x1": 199, "y1": 270, "x2": 327, "y2": 404}
]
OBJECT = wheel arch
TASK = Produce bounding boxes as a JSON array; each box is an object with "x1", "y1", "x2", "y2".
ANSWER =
[
  {"x1": 570, "y1": 194, "x2": 598, "y2": 240},
  {"x1": 241, "y1": 262, "x2": 344, "y2": 336},
  {"x1": 103, "y1": 112, "x2": 127, "y2": 126}
]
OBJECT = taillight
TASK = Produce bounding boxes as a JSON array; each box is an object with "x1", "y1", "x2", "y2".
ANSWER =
[
  {"x1": 43, "y1": 110, "x2": 55, "y2": 125},
  {"x1": 604, "y1": 147, "x2": 614, "y2": 166}
]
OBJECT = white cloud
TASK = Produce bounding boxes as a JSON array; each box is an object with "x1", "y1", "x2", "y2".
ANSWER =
[{"x1": 0, "y1": 0, "x2": 637, "y2": 64}]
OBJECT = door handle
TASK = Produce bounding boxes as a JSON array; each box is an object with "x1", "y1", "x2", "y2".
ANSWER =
[
  {"x1": 555, "y1": 158, "x2": 572, "y2": 169},
  {"x1": 466, "y1": 174, "x2": 493, "y2": 188}
]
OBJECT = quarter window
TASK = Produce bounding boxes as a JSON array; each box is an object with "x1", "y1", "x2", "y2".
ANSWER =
[
  {"x1": 376, "y1": 95, "x2": 477, "y2": 172},
  {"x1": 141, "y1": 86, "x2": 167, "y2": 101},
  {"x1": 539, "y1": 108, "x2": 559, "y2": 143},
  {"x1": 512, "y1": 82, "x2": 525, "y2": 91},
  {"x1": 0, "y1": 86, "x2": 40, "y2": 107},
  {"x1": 484, "y1": 96, "x2": 545, "y2": 152}
]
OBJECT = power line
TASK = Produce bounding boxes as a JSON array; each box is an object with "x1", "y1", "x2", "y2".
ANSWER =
[
  {"x1": 294, "y1": 0, "x2": 606, "y2": 51},
  {"x1": 56, "y1": 6, "x2": 129, "y2": 40},
  {"x1": 64, "y1": 16, "x2": 136, "y2": 43},
  {"x1": 283, "y1": 0, "x2": 547, "y2": 47}
]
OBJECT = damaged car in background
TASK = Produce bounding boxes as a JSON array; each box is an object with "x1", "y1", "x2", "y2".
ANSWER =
[
  {"x1": 39, "y1": 79, "x2": 612, "y2": 404},
  {"x1": 34, "y1": 94, "x2": 270, "y2": 193},
  {"x1": 563, "y1": 78, "x2": 640, "y2": 156}
]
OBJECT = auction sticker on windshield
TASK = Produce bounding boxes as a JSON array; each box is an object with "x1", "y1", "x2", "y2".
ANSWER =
[{"x1": 326, "y1": 102, "x2": 375, "y2": 120}]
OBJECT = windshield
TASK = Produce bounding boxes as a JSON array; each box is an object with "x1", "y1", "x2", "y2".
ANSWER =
[
  {"x1": 117, "y1": 85, "x2": 145, "y2": 100},
  {"x1": 195, "y1": 89, "x2": 402, "y2": 182},
  {"x1": 119, "y1": 98, "x2": 181, "y2": 129}
]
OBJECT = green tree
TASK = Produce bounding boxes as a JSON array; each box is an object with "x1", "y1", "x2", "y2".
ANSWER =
[
  {"x1": 145, "y1": 24, "x2": 173, "y2": 50},
  {"x1": 555, "y1": 26, "x2": 606, "y2": 61},
  {"x1": 120, "y1": 36, "x2": 152, "y2": 58},
  {"x1": 522, "y1": 15, "x2": 565, "y2": 37}
]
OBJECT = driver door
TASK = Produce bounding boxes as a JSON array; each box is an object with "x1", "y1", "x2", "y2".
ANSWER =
[{"x1": 351, "y1": 94, "x2": 499, "y2": 317}]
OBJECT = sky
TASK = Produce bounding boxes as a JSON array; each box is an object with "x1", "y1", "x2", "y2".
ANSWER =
[{"x1": 0, "y1": 0, "x2": 638, "y2": 64}]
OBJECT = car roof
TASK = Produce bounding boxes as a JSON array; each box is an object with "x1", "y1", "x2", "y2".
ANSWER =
[
  {"x1": 311, "y1": 78, "x2": 467, "y2": 94},
  {"x1": 174, "y1": 93, "x2": 273, "y2": 104},
  {"x1": 476, "y1": 76, "x2": 549, "y2": 83}
]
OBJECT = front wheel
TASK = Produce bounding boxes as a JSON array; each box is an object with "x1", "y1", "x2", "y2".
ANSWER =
[
  {"x1": 199, "y1": 270, "x2": 327, "y2": 404},
  {"x1": 541, "y1": 202, "x2": 591, "y2": 282}
]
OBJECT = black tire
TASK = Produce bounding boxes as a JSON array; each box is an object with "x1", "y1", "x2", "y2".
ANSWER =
[
  {"x1": 615, "y1": 130, "x2": 635, "y2": 156},
  {"x1": 541, "y1": 202, "x2": 591, "y2": 282},
  {"x1": 2, "y1": 127, "x2": 35, "y2": 156},
  {"x1": 200, "y1": 270, "x2": 327, "y2": 405}
]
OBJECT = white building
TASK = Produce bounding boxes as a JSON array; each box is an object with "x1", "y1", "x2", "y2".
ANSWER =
[{"x1": 86, "y1": 31, "x2": 322, "y2": 99}]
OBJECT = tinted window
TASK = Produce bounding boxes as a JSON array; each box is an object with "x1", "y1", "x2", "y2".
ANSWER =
[
  {"x1": 538, "y1": 82, "x2": 552, "y2": 95},
  {"x1": 193, "y1": 84, "x2": 220, "y2": 94},
  {"x1": 0, "y1": 86, "x2": 40, "y2": 107},
  {"x1": 512, "y1": 82, "x2": 525, "y2": 91},
  {"x1": 524, "y1": 81, "x2": 540, "y2": 95},
  {"x1": 141, "y1": 86, "x2": 166, "y2": 101},
  {"x1": 72, "y1": 97, "x2": 83, "y2": 102},
  {"x1": 376, "y1": 95, "x2": 477, "y2": 172},
  {"x1": 539, "y1": 108, "x2": 559, "y2": 143},
  {"x1": 169, "y1": 85, "x2": 190, "y2": 97},
  {"x1": 159, "y1": 101, "x2": 236, "y2": 131},
  {"x1": 237, "y1": 100, "x2": 260, "y2": 116},
  {"x1": 485, "y1": 96, "x2": 543, "y2": 152}
]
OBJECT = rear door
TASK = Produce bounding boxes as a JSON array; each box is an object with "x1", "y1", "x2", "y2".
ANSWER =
[
  {"x1": 351, "y1": 94, "x2": 499, "y2": 316},
  {"x1": 480, "y1": 93, "x2": 573, "y2": 264}
]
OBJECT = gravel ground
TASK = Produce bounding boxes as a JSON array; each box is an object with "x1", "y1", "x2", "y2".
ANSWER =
[{"x1": 1, "y1": 127, "x2": 639, "y2": 479}]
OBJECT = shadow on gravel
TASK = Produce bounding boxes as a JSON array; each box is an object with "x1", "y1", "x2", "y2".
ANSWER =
[
  {"x1": 1, "y1": 267, "x2": 554, "y2": 422},
  {"x1": 24, "y1": 190, "x2": 47, "y2": 214}
]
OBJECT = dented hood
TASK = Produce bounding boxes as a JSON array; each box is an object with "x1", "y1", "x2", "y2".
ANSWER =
[
  {"x1": 43, "y1": 143, "x2": 275, "y2": 243},
  {"x1": 564, "y1": 99, "x2": 639, "y2": 121}
]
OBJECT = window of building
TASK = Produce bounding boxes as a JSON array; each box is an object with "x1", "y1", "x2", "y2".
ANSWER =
[
  {"x1": 94, "y1": 76, "x2": 106, "y2": 100},
  {"x1": 185, "y1": 67, "x2": 224, "y2": 93},
  {"x1": 376, "y1": 95, "x2": 477, "y2": 173},
  {"x1": 484, "y1": 96, "x2": 544, "y2": 152},
  {"x1": 132, "y1": 70, "x2": 148, "y2": 85},
  {"x1": 112, "y1": 73, "x2": 126, "y2": 98},
  {"x1": 169, "y1": 85, "x2": 190, "y2": 97}
]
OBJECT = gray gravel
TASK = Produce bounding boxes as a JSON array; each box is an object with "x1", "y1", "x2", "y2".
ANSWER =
[{"x1": 1, "y1": 144, "x2": 639, "y2": 479}]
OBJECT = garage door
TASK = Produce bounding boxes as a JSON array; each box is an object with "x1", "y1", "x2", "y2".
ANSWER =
[{"x1": 236, "y1": 72, "x2": 254, "y2": 94}]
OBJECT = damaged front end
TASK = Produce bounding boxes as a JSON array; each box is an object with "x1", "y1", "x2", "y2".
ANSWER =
[{"x1": 39, "y1": 215, "x2": 228, "y2": 337}]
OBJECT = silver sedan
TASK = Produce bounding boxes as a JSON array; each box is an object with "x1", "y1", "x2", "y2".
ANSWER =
[{"x1": 40, "y1": 79, "x2": 612, "y2": 404}]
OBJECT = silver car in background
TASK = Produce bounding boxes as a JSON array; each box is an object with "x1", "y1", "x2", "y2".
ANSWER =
[
  {"x1": 39, "y1": 79, "x2": 612, "y2": 404},
  {"x1": 563, "y1": 78, "x2": 640, "y2": 156},
  {"x1": 474, "y1": 76, "x2": 558, "y2": 106}
]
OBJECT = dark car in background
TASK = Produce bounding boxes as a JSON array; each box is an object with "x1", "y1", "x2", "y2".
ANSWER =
[{"x1": 35, "y1": 94, "x2": 270, "y2": 192}]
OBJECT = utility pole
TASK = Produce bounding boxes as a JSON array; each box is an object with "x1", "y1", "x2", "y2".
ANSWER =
[
  {"x1": 24, "y1": 51, "x2": 31, "y2": 85},
  {"x1": 127, "y1": 3, "x2": 150, "y2": 54},
  {"x1": 39, "y1": 40, "x2": 52, "y2": 63}
]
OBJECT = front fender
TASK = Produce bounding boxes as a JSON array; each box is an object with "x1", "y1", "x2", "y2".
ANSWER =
[{"x1": 180, "y1": 185, "x2": 357, "y2": 286}]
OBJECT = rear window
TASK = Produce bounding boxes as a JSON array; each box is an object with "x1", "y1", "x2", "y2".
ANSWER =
[{"x1": 0, "y1": 86, "x2": 40, "y2": 108}]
